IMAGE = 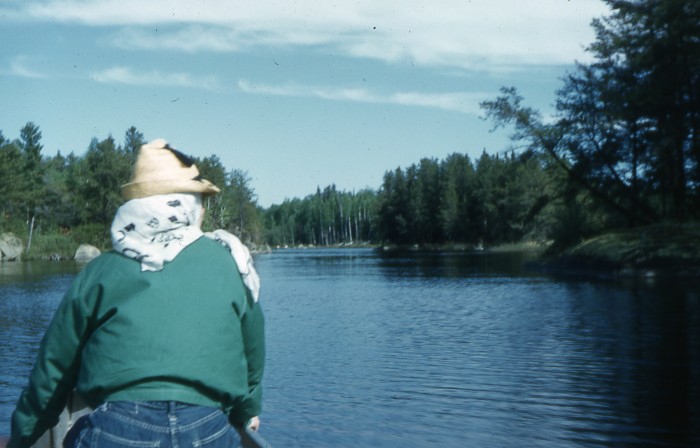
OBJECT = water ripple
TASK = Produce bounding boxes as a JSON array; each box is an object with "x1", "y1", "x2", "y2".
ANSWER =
[{"x1": 2, "y1": 253, "x2": 699, "y2": 447}]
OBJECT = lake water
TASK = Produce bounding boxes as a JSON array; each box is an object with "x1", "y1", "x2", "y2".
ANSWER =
[{"x1": 1, "y1": 249, "x2": 699, "y2": 447}]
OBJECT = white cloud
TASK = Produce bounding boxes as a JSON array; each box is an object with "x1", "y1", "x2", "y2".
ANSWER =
[
  {"x1": 8, "y1": 56, "x2": 47, "y2": 78},
  {"x1": 91, "y1": 66, "x2": 221, "y2": 90},
  {"x1": 16, "y1": 0, "x2": 609, "y2": 70},
  {"x1": 111, "y1": 27, "x2": 239, "y2": 53},
  {"x1": 238, "y1": 79, "x2": 487, "y2": 114},
  {"x1": 112, "y1": 25, "x2": 335, "y2": 53}
]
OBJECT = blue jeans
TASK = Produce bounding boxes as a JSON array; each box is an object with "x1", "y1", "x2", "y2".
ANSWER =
[{"x1": 63, "y1": 402, "x2": 241, "y2": 448}]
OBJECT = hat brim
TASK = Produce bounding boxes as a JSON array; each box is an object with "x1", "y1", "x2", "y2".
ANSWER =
[{"x1": 121, "y1": 178, "x2": 221, "y2": 200}]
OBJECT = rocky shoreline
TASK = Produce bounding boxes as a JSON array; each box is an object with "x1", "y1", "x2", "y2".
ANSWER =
[{"x1": 1, "y1": 232, "x2": 102, "y2": 263}]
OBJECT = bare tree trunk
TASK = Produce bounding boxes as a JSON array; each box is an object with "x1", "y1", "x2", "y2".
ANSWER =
[{"x1": 26, "y1": 215, "x2": 35, "y2": 253}]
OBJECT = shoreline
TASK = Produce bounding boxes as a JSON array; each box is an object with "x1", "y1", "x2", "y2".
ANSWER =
[
  {"x1": 535, "y1": 223, "x2": 700, "y2": 280},
  {"x1": 5, "y1": 224, "x2": 699, "y2": 281}
]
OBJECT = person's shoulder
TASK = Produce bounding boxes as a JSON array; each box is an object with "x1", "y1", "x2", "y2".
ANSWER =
[
  {"x1": 83, "y1": 250, "x2": 132, "y2": 267},
  {"x1": 189, "y1": 235, "x2": 241, "y2": 273},
  {"x1": 65, "y1": 251, "x2": 140, "y2": 298},
  {"x1": 79, "y1": 250, "x2": 139, "y2": 278},
  {"x1": 193, "y1": 234, "x2": 234, "y2": 256}
]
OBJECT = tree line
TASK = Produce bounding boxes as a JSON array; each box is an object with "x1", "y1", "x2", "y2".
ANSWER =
[
  {"x1": 264, "y1": 186, "x2": 377, "y2": 248},
  {"x1": 0, "y1": 124, "x2": 263, "y2": 255},
  {"x1": 1, "y1": 120, "x2": 555, "y2": 252},
  {"x1": 375, "y1": 151, "x2": 560, "y2": 247}
]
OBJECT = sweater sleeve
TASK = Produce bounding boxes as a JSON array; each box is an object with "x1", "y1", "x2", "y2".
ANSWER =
[
  {"x1": 8, "y1": 276, "x2": 92, "y2": 448},
  {"x1": 229, "y1": 292, "x2": 265, "y2": 425}
]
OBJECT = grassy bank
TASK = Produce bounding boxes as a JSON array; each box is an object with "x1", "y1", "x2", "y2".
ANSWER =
[
  {"x1": 1, "y1": 225, "x2": 110, "y2": 261},
  {"x1": 540, "y1": 223, "x2": 700, "y2": 279}
]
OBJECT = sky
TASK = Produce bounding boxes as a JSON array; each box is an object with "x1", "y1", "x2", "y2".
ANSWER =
[{"x1": 0, "y1": 0, "x2": 611, "y2": 207}]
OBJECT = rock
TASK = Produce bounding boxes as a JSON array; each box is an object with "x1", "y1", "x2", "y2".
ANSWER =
[
  {"x1": 0, "y1": 233, "x2": 24, "y2": 261},
  {"x1": 74, "y1": 244, "x2": 101, "y2": 262}
]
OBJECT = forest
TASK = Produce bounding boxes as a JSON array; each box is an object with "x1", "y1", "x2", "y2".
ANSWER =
[{"x1": 1, "y1": 0, "x2": 698, "y2": 258}]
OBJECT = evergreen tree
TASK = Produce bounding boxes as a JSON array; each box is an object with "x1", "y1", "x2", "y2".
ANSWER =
[
  {"x1": 378, "y1": 168, "x2": 411, "y2": 244},
  {"x1": 69, "y1": 136, "x2": 131, "y2": 227},
  {"x1": 18, "y1": 122, "x2": 46, "y2": 219},
  {"x1": 0, "y1": 137, "x2": 25, "y2": 220},
  {"x1": 124, "y1": 126, "x2": 145, "y2": 163},
  {"x1": 482, "y1": 0, "x2": 700, "y2": 231},
  {"x1": 20, "y1": 122, "x2": 43, "y2": 175},
  {"x1": 197, "y1": 154, "x2": 229, "y2": 230},
  {"x1": 198, "y1": 155, "x2": 262, "y2": 242},
  {"x1": 224, "y1": 169, "x2": 260, "y2": 243},
  {"x1": 440, "y1": 153, "x2": 476, "y2": 242},
  {"x1": 415, "y1": 158, "x2": 442, "y2": 243},
  {"x1": 43, "y1": 151, "x2": 78, "y2": 228}
]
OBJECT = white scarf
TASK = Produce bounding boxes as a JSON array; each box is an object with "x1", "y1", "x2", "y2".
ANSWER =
[{"x1": 111, "y1": 193, "x2": 260, "y2": 302}]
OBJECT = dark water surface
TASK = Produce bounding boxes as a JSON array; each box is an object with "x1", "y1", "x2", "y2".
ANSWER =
[{"x1": 1, "y1": 249, "x2": 699, "y2": 447}]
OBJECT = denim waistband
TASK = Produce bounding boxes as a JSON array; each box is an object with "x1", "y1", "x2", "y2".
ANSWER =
[{"x1": 105, "y1": 401, "x2": 202, "y2": 412}]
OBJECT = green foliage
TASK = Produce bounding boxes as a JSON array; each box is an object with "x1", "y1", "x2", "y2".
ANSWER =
[
  {"x1": 15, "y1": 223, "x2": 112, "y2": 260},
  {"x1": 68, "y1": 224, "x2": 112, "y2": 250},
  {"x1": 197, "y1": 155, "x2": 228, "y2": 192},
  {"x1": 263, "y1": 186, "x2": 377, "y2": 247},
  {"x1": 19, "y1": 122, "x2": 47, "y2": 216},
  {"x1": 199, "y1": 158, "x2": 263, "y2": 244},
  {"x1": 0, "y1": 120, "x2": 562, "y2": 251},
  {"x1": 378, "y1": 168, "x2": 411, "y2": 244},
  {"x1": 0, "y1": 124, "x2": 264, "y2": 257},
  {"x1": 24, "y1": 233, "x2": 78, "y2": 260},
  {"x1": 0, "y1": 139, "x2": 26, "y2": 216},
  {"x1": 67, "y1": 136, "x2": 131, "y2": 226},
  {"x1": 376, "y1": 150, "x2": 559, "y2": 247},
  {"x1": 440, "y1": 152, "x2": 477, "y2": 242},
  {"x1": 481, "y1": 0, "x2": 700, "y2": 235},
  {"x1": 20, "y1": 122, "x2": 43, "y2": 173},
  {"x1": 123, "y1": 126, "x2": 145, "y2": 162}
]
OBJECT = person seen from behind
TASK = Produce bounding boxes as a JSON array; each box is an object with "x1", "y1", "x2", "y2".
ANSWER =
[{"x1": 8, "y1": 139, "x2": 265, "y2": 448}]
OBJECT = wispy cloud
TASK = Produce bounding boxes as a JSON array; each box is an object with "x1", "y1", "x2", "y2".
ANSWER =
[
  {"x1": 14, "y1": 0, "x2": 609, "y2": 70},
  {"x1": 91, "y1": 66, "x2": 221, "y2": 90},
  {"x1": 112, "y1": 27, "x2": 243, "y2": 53},
  {"x1": 8, "y1": 56, "x2": 47, "y2": 79},
  {"x1": 238, "y1": 79, "x2": 487, "y2": 114},
  {"x1": 111, "y1": 25, "x2": 334, "y2": 54}
]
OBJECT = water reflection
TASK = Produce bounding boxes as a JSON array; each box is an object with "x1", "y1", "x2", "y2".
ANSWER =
[
  {"x1": 376, "y1": 249, "x2": 541, "y2": 279},
  {"x1": 559, "y1": 281, "x2": 700, "y2": 446}
]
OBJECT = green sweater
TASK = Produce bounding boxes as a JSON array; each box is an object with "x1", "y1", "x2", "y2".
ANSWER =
[{"x1": 9, "y1": 237, "x2": 265, "y2": 448}]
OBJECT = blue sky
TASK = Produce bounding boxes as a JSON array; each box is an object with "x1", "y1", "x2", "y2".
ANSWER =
[{"x1": 0, "y1": 0, "x2": 610, "y2": 207}]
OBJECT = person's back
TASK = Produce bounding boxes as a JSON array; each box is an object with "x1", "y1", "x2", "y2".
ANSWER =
[
  {"x1": 74, "y1": 237, "x2": 262, "y2": 414},
  {"x1": 8, "y1": 139, "x2": 265, "y2": 448}
]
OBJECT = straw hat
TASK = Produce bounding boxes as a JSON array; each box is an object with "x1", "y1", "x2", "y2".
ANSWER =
[{"x1": 121, "y1": 139, "x2": 220, "y2": 200}]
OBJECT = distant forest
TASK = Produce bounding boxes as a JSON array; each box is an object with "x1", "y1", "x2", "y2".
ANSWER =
[{"x1": 1, "y1": 0, "x2": 699, "y2": 256}]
